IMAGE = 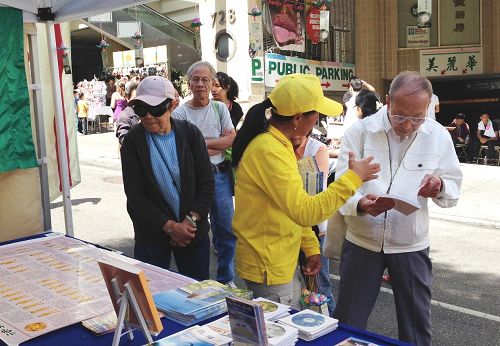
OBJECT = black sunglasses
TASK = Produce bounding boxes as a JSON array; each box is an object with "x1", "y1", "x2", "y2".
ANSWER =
[{"x1": 133, "y1": 100, "x2": 169, "y2": 118}]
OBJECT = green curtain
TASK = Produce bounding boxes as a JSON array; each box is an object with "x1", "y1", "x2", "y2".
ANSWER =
[{"x1": 0, "y1": 7, "x2": 37, "y2": 173}]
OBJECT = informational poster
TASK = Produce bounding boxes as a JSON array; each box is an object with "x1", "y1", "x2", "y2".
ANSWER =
[
  {"x1": 0, "y1": 235, "x2": 195, "y2": 345},
  {"x1": 406, "y1": 26, "x2": 430, "y2": 48},
  {"x1": 112, "y1": 51, "x2": 123, "y2": 68},
  {"x1": 268, "y1": 0, "x2": 305, "y2": 52},
  {"x1": 420, "y1": 47, "x2": 483, "y2": 77},
  {"x1": 122, "y1": 50, "x2": 135, "y2": 67},
  {"x1": 261, "y1": 53, "x2": 355, "y2": 92},
  {"x1": 319, "y1": 10, "x2": 330, "y2": 42}
]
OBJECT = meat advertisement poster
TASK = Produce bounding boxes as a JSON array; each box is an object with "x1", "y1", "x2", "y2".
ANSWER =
[{"x1": 268, "y1": 0, "x2": 305, "y2": 52}]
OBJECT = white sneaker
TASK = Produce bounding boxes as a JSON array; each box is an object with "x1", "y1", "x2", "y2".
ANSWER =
[{"x1": 226, "y1": 281, "x2": 237, "y2": 289}]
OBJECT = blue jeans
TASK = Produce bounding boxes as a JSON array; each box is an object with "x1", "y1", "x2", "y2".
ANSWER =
[
  {"x1": 134, "y1": 236, "x2": 210, "y2": 281},
  {"x1": 318, "y1": 236, "x2": 336, "y2": 316},
  {"x1": 210, "y1": 171, "x2": 236, "y2": 283}
]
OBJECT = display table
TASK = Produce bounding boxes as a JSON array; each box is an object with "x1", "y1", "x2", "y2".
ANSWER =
[{"x1": 0, "y1": 234, "x2": 409, "y2": 346}]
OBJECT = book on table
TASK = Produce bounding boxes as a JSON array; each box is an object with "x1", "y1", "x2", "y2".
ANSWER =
[
  {"x1": 97, "y1": 256, "x2": 163, "y2": 334},
  {"x1": 277, "y1": 309, "x2": 338, "y2": 341},
  {"x1": 226, "y1": 295, "x2": 268, "y2": 345},
  {"x1": 146, "y1": 325, "x2": 232, "y2": 346},
  {"x1": 153, "y1": 280, "x2": 252, "y2": 326},
  {"x1": 335, "y1": 336, "x2": 380, "y2": 346}
]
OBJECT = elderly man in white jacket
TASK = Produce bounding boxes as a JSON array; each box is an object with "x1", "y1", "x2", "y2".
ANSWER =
[{"x1": 334, "y1": 71, "x2": 462, "y2": 346}]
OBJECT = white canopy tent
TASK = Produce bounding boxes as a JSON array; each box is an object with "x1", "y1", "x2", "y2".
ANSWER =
[{"x1": 0, "y1": 0, "x2": 153, "y2": 238}]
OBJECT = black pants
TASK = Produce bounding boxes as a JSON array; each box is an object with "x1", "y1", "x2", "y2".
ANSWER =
[
  {"x1": 469, "y1": 138, "x2": 496, "y2": 161},
  {"x1": 334, "y1": 240, "x2": 432, "y2": 346}
]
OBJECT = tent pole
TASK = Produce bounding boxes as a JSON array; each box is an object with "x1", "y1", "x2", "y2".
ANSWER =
[
  {"x1": 27, "y1": 30, "x2": 52, "y2": 232},
  {"x1": 45, "y1": 22, "x2": 74, "y2": 237}
]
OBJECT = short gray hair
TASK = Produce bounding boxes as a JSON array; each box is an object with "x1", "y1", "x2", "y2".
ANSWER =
[
  {"x1": 388, "y1": 71, "x2": 433, "y2": 100},
  {"x1": 187, "y1": 61, "x2": 217, "y2": 80}
]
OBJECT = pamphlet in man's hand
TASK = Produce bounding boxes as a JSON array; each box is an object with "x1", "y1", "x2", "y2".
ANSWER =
[{"x1": 377, "y1": 191, "x2": 421, "y2": 215}]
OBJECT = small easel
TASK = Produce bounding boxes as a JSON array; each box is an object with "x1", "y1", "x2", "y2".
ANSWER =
[{"x1": 110, "y1": 278, "x2": 154, "y2": 346}]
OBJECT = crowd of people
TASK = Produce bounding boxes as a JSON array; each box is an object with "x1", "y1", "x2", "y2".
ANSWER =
[{"x1": 113, "y1": 61, "x2": 469, "y2": 345}]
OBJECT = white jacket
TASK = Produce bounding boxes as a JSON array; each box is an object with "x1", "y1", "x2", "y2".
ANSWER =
[{"x1": 336, "y1": 106, "x2": 463, "y2": 253}]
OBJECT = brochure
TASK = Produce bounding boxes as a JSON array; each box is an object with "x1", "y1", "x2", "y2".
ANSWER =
[
  {"x1": 147, "y1": 325, "x2": 232, "y2": 346},
  {"x1": 226, "y1": 295, "x2": 268, "y2": 345},
  {"x1": 377, "y1": 191, "x2": 421, "y2": 215}
]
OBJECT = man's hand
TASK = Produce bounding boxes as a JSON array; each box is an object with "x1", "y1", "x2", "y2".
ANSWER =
[
  {"x1": 221, "y1": 128, "x2": 233, "y2": 137},
  {"x1": 301, "y1": 254, "x2": 321, "y2": 276},
  {"x1": 418, "y1": 174, "x2": 442, "y2": 198},
  {"x1": 348, "y1": 152, "x2": 380, "y2": 182},
  {"x1": 358, "y1": 193, "x2": 395, "y2": 216},
  {"x1": 168, "y1": 221, "x2": 196, "y2": 247},
  {"x1": 457, "y1": 137, "x2": 464, "y2": 143}
]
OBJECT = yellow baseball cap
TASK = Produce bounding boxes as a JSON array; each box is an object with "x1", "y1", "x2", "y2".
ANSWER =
[{"x1": 269, "y1": 74, "x2": 343, "y2": 117}]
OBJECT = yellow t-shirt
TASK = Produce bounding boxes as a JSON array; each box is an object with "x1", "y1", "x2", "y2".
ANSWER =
[
  {"x1": 233, "y1": 125, "x2": 362, "y2": 285},
  {"x1": 77, "y1": 99, "x2": 88, "y2": 118}
]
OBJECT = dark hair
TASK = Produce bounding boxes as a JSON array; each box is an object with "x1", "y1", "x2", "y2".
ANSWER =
[
  {"x1": 232, "y1": 99, "x2": 317, "y2": 167},
  {"x1": 78, "y1": 92, "x2": 84, "y2": 99},
  {"x1": 350, "y1": 76, "x2": 363, "y2": 92},
  {"x1": 355, "y1": 90, "x2": 379, "y2": 118},
  {"x1": 455, "y1": 113, "x2": 466, "y2": 120},
  {"x1": 232, "y1": 99, "x2": 273, "y2": 167},
  {"x1": 216, "y1": 72, "x2": 239, "y2": 101}
]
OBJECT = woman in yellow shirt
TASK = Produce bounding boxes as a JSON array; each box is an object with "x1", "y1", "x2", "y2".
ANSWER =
[{"x1": 231, "y1": 74, "x2": 379, "y2": 308}]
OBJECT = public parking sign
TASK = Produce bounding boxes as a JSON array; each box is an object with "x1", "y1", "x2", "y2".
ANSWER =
[{"x1": 252, "y1": 53, "x2": 355, "y2": 92}]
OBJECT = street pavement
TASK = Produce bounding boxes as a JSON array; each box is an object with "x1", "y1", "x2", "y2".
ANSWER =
[{"x1": 50, "y1": 130, "x2": 500, "y2": 345}]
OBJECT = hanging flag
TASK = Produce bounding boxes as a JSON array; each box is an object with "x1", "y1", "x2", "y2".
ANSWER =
[
  {"x1": 0, "y1": 7, "x2": 37, "y2": 173},
  {"x1": 268, "y1": 0, "x2": 305, "y2": 52},
  {"x1": 306, "y1": 6, "x2": 320, "y2": 44}
]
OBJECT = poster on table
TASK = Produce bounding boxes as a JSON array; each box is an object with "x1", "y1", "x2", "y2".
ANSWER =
[
  {"x1": 262, "y1": 53, "x2": 355, "y2": 92},
  {"x1": 248, "y1": 19, "x2": 264, "y2": 58},
  {"x1": 406, "y1": 26, "x2": 430, "y2": 48},
  {"x1": 0, "y1": 235, "x2": 195, "y2": 345},
  {"x1": 268, "y1": 0, "x2": 305, "y2": 52}
]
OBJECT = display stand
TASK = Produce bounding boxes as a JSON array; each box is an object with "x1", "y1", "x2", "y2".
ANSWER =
[{"x1": 110, "y1": 278, "x2": 153, "y2": 346}]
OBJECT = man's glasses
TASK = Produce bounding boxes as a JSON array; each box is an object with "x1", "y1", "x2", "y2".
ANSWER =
[
  {"x1": 190, "y1": 77, "x2": 212, "y2": 85},
  {"x1": 133, "y1": 100, "x2": 169, "y2": 118},
  {"x1": 390, "y1": 113, "x2": 427, "y2": 126}
]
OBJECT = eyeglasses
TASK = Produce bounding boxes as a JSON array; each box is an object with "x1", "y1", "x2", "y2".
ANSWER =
[
  {"x1": 190, "y1": 77, "x2": 212, "y2": 85},
  {"x1": 390, "y1": 113, "x2": 427, "y2": 126},
  {"x1": 133, "y1": 100, "x2": 168, "y2": 118}
]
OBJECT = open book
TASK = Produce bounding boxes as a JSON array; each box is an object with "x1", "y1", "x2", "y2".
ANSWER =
[{"x1": 377, "y1": 191, "x2": 421, "y2": 216}]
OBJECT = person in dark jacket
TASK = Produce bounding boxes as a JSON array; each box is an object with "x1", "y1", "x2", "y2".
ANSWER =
[{"x1": 121, "y1": 76, "x2": 215, "y2": 280}]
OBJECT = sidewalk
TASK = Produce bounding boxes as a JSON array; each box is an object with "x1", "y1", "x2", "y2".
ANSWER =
[{"x1": 76, "y1": 131, "x2": 500, "y2": 229}]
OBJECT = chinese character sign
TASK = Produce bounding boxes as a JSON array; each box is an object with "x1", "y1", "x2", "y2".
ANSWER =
[
  {"x1": 439, "y1": 0, "x2": 480, "y2": 46},
  {"x1": 420, "y1": 48, "x2": 483, "y2": 77}
]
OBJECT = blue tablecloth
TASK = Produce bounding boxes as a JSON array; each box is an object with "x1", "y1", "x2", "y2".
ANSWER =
[{"x1": 0, "y1": 233, "x2": 409, "y2": 346}]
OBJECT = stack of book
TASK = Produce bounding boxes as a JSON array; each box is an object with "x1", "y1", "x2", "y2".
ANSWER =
[
  {"x1": 266, "y1": 321, "x2": 299, "y2": 346},
  {"x1": 277, "y1": 309, "x2": 338, "y2": 341},
  {"x1": 153, "y1": 280, "x2": 252, "y2": 326},
  {"x1": 253, "y1": 297, "x2": 291, "y2": 321},
  {"x1": 149, "y1": 325, "x2": 232, "y2": 345}
]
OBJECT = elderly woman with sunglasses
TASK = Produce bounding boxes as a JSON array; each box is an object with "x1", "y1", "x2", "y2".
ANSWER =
[{"x1": 120, "y1": 76, "x2": 215, "y2": 281}]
